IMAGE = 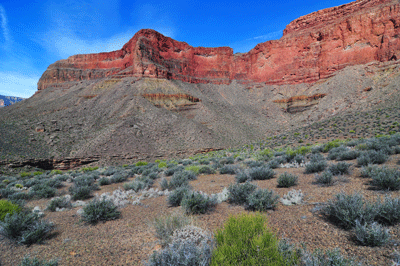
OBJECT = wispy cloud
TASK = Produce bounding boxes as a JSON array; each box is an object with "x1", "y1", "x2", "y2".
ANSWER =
[
  {"x1": 0, "y1": 72, "x2": 39, "y2": 98},
  {"x1": 246, "y1": 30, "x2": 283, "y2": 41},
  {"x1": 0, "y1": 5, "x2": 11, "y2": 47}
]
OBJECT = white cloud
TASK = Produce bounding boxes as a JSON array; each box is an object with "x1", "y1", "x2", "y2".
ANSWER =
[
  {"x1": 247, "y1": 30, "x2": 283, "y2": 41},
  {"x1": 0, "y1": 5, "x2": 11, "y2": 47},
  {"x1": 230, "y1": 30, "x2": 283, "y2": 53},
  {"x1": 0, "y1": 72, "x2": 39, "y2": 98}
]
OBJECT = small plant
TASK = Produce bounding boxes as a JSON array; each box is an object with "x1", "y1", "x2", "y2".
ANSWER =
[
  {"x1": 246, "y1": 189, "x2": 279, "y2": 211},
  {"x1": 371, "y1": 167, "x2": 400, "y2": 190},
  {"x1": 301, "y1": 248, "x2": 357, "y2": 266},
  {"x1": 277, "y1": 173, "x2": 298, "y2": 188},
  {"x1": 47, "y1": 196, "x2": 71, "y2": 212},
  {"x1": 164, "y1": 165, "x2": 185, "y2": 176},
  {"x1": 181, "y1": 191, "x2": 217, "y2": 215},
  {"x1": 30, "y1": 184, "x2": 57, "y2": 199},
  {"x1": 20, "y1": 172, "x2": 32, "y2": 178},
  {"x1": 158, "y1": 162, "x2": 167, "y2": 168},
  {"x1": 227, "y1": 182, "x2": 257, "y2": 205},
  {"x1": 211, "y1": 213, "x2": 287, "y2": 265},
  {"x1": 354, "y1": 221, "x2": 390, "y2": 247},
  {"x1": 328, "y1": 162, "x2": 351, "y2": 175},
  {"x1": 124, "y1": 176, "x2": 153, "y2": 192},
  {"x1": 305, "y1": 154, "x2": 327, "y2": 174},
  {"x1": 314, "y1": 171, "x2": 334, "y2": 186},
  {"x1": 18, "y1": 256, "x2": 58, "y2": 266},
  {"x1": 185, "y1": 165, "x2": 200, "y2": 175},
  {"x1": 235, "y1": 171, "x2": 250, "y2": 183},
  {"x1": 110, "y1": 173, "x2": 128, "y2": 183},
  {"x1": 0, "y1": 199, "x2": 21, "y2": 221},
  {"x1": 81, "y1": 198, "x2": 121, "y2": 224},
  {"x1": 248, "y1": 166, "x2": 275, "y2": 180},
  {"x1": 15, "y1": 184, "x2": 23, "y2": 189},
  {"x1": 151, "y1": 211, "x2": 192, "y2": 247},
  {"x1": 167, "y1": 186, "x2": 191, "y2": 207},
  {"x1": 50, "y1": 170, "x2": 63, "y2": 175},
  {"x1": 198, "y1": 165, "x2": 215, "y2": 174}
]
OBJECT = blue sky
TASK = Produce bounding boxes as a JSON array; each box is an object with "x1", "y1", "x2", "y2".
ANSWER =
[{"x1": 0, "y1": 0, "x2": 352, "y2": 98}]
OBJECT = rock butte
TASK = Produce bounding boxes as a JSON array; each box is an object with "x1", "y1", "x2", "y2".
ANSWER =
[{"x1": 38, "y1": 0, "x2": 400, "y2": 91}]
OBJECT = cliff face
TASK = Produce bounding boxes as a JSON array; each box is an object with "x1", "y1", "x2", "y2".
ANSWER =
[{"x1": 38, "y1": 0, "x2": 400, "y2": 91}]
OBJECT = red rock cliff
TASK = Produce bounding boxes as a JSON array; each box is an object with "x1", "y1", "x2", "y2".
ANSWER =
[{"x1": 38, "y1": 0, "x2": 400, "y2": 90}]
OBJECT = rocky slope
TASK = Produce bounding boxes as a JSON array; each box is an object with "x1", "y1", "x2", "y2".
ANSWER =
[
  {"x1": 38, "y1": 0, "x2": 400, "y2": 90},
  {"x1": 0, "y1": 0, "x2": 399, "y2": 168}
]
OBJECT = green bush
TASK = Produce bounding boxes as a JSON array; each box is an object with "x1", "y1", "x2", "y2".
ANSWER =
[
  {"x1": 18, "y1": 256, "x2": 58, "y2": 266},
  {"x1": 198, "y1": 165, "x2": 215, "y2": 175},
  {"x1": 211, "y1": 213, "x2": 288, "y2": 265},
  {"x1": 158, "y1": 162, "x2": 167, "y2": 168},
  {"x1": 181, "y1": 191, "x2": 217, "y2": 215},
  {"x1": 20, "y1": 172, "x2": 32, "y2": 178},
  {"x1": 354, "y1": 221, "x2": 390, "y2": 247},
  {"x1": 0, "y1": 199, "x2": 21, "y2": 221},
  {"x1": 50, "y1": 169, "x2": 63, "y2": 175},
  {"x1": 81, "y1": 199, "x2": 121, "y2": 224},
  {"x1": 185, "y1": 165, "x2": 201, "y2": 175},
  {"x1": 227, "y1": 182, "x2": 257, "y2": 205},
  {"x1": 136, "y1": 161, "x2": 148, "y2": 166},
  {"x1": 277, "y1": 173, "x2": 298, "y2": 188},
  {"x1": 246, "y1": 189, "x2": 279, "y2": 211}
]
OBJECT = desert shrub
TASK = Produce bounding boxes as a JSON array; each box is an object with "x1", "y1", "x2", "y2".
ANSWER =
[
  {"x1": 0, "y1": 199, "x2": 21, "y2": 221},
  {"x1": 47, "y1": 196, "x2": 71, "y2": 212},
  {"x1": 55, "y1": 174, "x2": 69, "y2": 182},
  {"x1": 81, "y1": 198, "x2": 120, "y2": 224},
  {"x1": 219, "y1": 157, "x2": 235, "y2": 165},
  {"x1": 328, "y1": 146, "x2": 348, "y2": 160},
  {"x1": 314, "y1": 171, "x2": 334, "y2": 186},
  {"x1": 219, "y1": 165, "x2": 237, "y2": 174},
  {"x1": 181, "y1": 191, "x2": 217, "y2": 215},
  {"x1": 174, "y1": 170, "x2": 196, "y2": 181},
  {"x1": 50, "y1": 170, "x2": 63, "y2": 176},
  {"x1": 0, "y1": 211, "x2": 54, "y2": 245},
  {"x1": 245, "y1": 160, "x2": 265, "y2": 168},
  {"x1": 248, "y1": 166, "x2": 275, "y2": 180},
  {"x1": 337, "y1": 150, "x2": 360, "y2": 161},
  {"x1": 98, "y1": 177, "x2": 111, "y2": 186},
  {"x1": 69, "y1": 176, "x2": 98, "y2": 200},
  {"x1": 103, "y1": 167, "x2": 116, "y2": 176},
  {"x1": 370, "y1": 167, "x2": 400, "y2": 190},
  {"x1": 354, "y1": 221, "x2": 390, "y2": 247},
  {"x1": 277, "y1": 239, "x2": 301, "y2": 265},
  {"x1": 30, "y1": 184, "x2": 57, "y2": 199},
  {"x1": 167, "y1": 186, "x2": 191, "y2": 207},
  {"x1": 69, "y1": 186, "x2": 92, "y2": 201},
  {"x1": 376, "y1": 196, "x2": 400, "y2": 225},
  {"x1": 227, "y1": 182, "x2": 257, "y2": 205},
  {"x1": 147, "y1": 237, "x2": 213, "y2": 266},
  {"x1": 246, "y1": 189, "x2": 279, "y2": 211},
  {"x1": 44, "y1": 179, "x2": 63, "y2": 188},
  {"x1": 267, "y1": 158, "x2": 281, "y2": 169},
  {"x1": 198, "y1": 165, "x2": 215, "y2": 175},
  {"x1": 292, "y1": 154, "x2": 304, "y2": 164},
  {"x1": 146, "y1": 172, "x2": 159, "y2": 180},
  {"x1": 357, "y1": 150, "x2": 389, "y2": 166},
  {"x1": 323, "y1": 192, "x2": 377, "y2": 229},
  {"x1": 159, "y1": 178, "x2": 169, "y2": 191},
  {"x1": 151, "y1": 211, "x2": 192, "y2": 247},
  {"x1": 168, "y1": 172, "x2": 191, "y2": 190},
  {"x1": 110, "y1": 173, "x2": 128, "y2": 183},
  {"x1": 277, "y1": 173, "x2": 298, "y2": 188},
  {"x1": 211, "y1": 213, "x2": 286, "y2": 265},
  {"x1": 20, "y1": 172, "x2": 32, "y2": 178},
  {"x1": 305, "y1": 154, "x2": 327, "y2": 174},
  {"x1": 124, "y1": 177, "x2": 153, "y2": 192},
  {"x1": 235, "y1": 171, "x2": 250, "y2": 183},
  {"x1": 164, "y1": 165, "x2": 185, "y2": 176},
  {"x1": 18, "y1": 256, "x2": 58, "y2": 266},
  {"x1": 360, "y1": 164, "x2": 380, "y2": 178},
  {"x1": 182, "y1": 159, "x2": 192, "y2": 166},
  {"x1": 328, "y1": 162, "x2": 351, "y2": 176},
  {"x1": 301, "y1": 248, "x2": 357, "y2": 266}
]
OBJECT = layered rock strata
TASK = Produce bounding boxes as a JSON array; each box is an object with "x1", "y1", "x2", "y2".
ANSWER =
[{"x1": 38, "y1": 0, "x2": 400, "y2": 91}]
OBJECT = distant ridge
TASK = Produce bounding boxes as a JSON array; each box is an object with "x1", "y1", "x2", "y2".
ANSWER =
[{"x1": 0, "y1": 95, "x2": 25, "y2": 107}]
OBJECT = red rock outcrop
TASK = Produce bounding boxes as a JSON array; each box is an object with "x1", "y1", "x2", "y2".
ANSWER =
[{"x1": 38, "y1": 0, "x2": 400, "y2": 91}]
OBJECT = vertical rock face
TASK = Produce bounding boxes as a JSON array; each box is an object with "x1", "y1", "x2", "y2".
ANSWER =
[{"x1": 37, "y1": 0, "x2": 400, "y2": 91}]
